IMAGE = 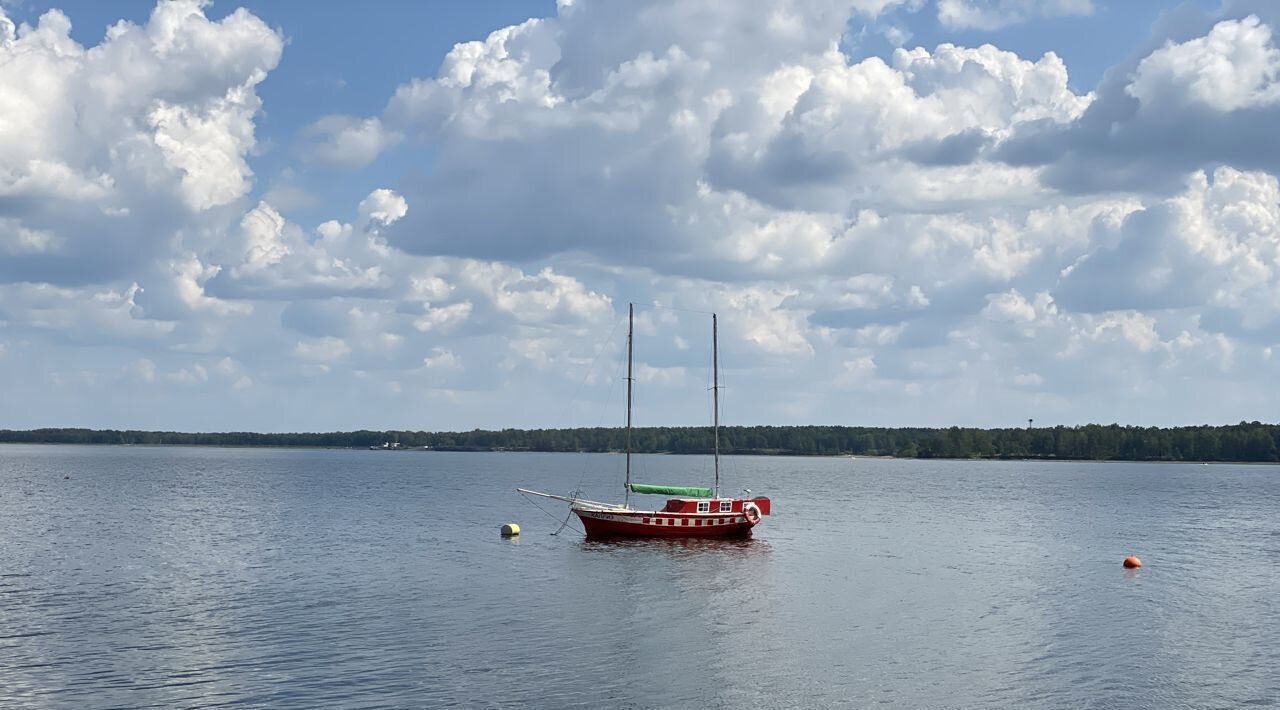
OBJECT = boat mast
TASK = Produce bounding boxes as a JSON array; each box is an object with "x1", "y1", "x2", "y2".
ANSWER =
[
  {"x1": 712, "y1": 312, "x2": 720, "y2": 498},
  {"x1": 625, "y1": 303, "x2": 634, "y2": 506}
]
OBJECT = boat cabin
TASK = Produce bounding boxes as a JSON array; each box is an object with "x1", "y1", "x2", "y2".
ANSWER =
[{"x1": 660, "y1": 497, "x2": 771, "y2": 515}]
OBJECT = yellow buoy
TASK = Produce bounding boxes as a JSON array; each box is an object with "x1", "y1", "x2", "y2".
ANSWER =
[{"x1": 501, "y1": 523, "x2": 521, "y2": 537}]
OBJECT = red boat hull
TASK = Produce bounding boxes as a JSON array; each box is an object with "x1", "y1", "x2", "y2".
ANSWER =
[{"x1": 574, "y1": 508, "x2": 756, "y2": 538}]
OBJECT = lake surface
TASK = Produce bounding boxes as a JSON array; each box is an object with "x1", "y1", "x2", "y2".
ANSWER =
[{"x1": 1, "y1": 445, "x2": 1277, "y2": 708}]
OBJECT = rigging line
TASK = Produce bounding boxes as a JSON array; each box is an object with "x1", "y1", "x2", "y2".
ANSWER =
[
  {"x1": 562, "y1": 315, "x2": 624, "y2": 429},
  {"x1": 703, "y1": 322, "x2": 737, "y2": 486},
  {"x1": 721, "y1": 345, "x2": 742, "y2": 483},
  {"x1": 703, "y1": 345, "x2": 715, "y2": 484},
  {"x1": 571, "y1": 314, "x2": 627, "y2": 486},
  {"x1": 518, "y1": 490, "x2": 586, "y2": 536},
  {"x1": 647, "y1": 304, "x2": 717, "y2": 316},
  {"x1": 719, "y1": 353, "x2": 738, "y2": 484},
  {"x1": 583, "y1": 330, "x2": 629, "y2": 494},
  {"x1": 550, "y1": 505, "x2": 576, "y2": 536}
]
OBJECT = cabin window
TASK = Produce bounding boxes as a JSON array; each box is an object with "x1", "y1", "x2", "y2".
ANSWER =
[
  {"x1": 642, "y1": 517, "x2": 649, "y2": 524},
  {"x1": 697, "y1": 501, "x2": 710, "y2": 513},
  {"x1": 719, "y1": 500, "x2": 732, "y2": 512}
]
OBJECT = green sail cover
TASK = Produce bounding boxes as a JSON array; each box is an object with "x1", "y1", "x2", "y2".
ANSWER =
[{"x1": 627, "y1": 483, "x2": 714, "y2": 498}]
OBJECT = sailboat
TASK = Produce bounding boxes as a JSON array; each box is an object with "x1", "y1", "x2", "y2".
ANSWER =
[{"x1": 517, "y1": 304, "x2": 772, "y2": 538}]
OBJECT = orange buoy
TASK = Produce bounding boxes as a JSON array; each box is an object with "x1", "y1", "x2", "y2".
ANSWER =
[{"x1": 1123, "y1": 555, "x2": 1142, "y2": 569}]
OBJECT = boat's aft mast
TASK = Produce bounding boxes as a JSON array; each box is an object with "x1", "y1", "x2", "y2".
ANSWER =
[
  {"x1": 624, "y1": 303, "x2": 634, "y2": 507},
  {"x1": 712, "y1": 312, "x2": 720, "y2": 499}
]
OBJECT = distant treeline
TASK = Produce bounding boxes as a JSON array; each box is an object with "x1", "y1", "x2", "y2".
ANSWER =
[{"x1": 3, "y1": 423, "x2": 1280, "y2": 462}]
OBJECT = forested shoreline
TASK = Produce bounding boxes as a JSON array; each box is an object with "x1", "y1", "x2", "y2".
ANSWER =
[{"x1": 2, "y1": 422, "x2": 1279, "y2": 462}]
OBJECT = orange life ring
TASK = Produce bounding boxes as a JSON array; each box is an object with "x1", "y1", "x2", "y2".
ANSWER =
[{"x1": 743, "y1": 502, "x2": 761, "y2": 524}]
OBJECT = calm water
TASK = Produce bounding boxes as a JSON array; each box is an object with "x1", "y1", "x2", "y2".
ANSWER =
[{"x1": 1, "y1": 445, "x2": 1278, "y2": 708}]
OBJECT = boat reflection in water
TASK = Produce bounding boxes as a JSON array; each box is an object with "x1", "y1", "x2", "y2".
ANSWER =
[{"x1": 579, "y1": 535, "x2": 771, "y2": 556}]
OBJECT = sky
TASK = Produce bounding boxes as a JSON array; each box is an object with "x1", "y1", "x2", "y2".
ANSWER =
[{"x1": 2, "y1": 0, "x2": 1280, "y2": 432}]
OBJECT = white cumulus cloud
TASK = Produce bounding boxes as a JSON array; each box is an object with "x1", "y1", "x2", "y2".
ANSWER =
[
  {"x1": 1128, "y1": 16, "x2": 1280, "y2": 113},
  {"x1": 299, "y1": 115, "x2": 403, "y2": 168}
]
